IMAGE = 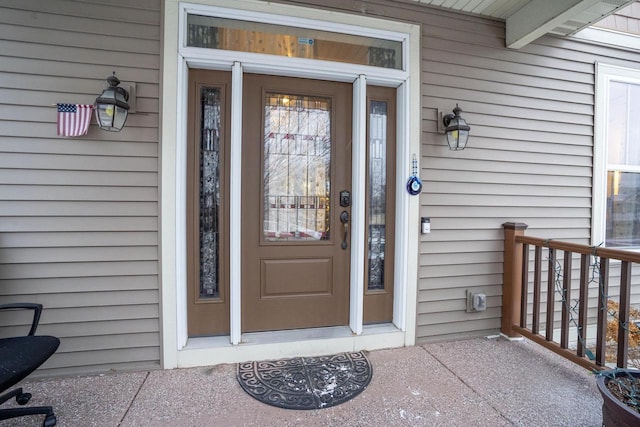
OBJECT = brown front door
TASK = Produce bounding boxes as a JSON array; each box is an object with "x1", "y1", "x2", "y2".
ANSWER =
[{"x1": 241, "y1": 74, "x2": 352, "y2": 332}]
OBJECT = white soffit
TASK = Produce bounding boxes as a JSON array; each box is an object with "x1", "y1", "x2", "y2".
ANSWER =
[{"x1": 411, "y1": 0, "x2": 635, "y2": 48}]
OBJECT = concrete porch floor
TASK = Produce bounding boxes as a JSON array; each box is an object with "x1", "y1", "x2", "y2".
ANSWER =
[{"x1": 6, "y1": 337, "x2": 603, "y2": 426}]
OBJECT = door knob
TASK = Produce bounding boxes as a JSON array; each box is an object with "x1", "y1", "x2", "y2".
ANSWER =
[{"x1": 340, "y1": 211, "x2": 349, "y2": 249}]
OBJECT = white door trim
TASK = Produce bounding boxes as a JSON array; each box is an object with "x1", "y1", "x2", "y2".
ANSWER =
[
  {"x1": 162, "y1": 0, "x2": 420, "y2": 368},
  {"x1": 350, "y1": 75, "x2": 367, "y2": 335},
  {"x1": 229, "y1": 61, "x2": 243, "y2": 345}
]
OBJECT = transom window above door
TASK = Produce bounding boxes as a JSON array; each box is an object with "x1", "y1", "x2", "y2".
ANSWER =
[{"x1": 186, "y1": 15, "x2": 403, "y2": 70}]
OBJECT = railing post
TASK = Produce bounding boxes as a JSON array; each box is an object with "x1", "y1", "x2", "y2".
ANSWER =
[{"x1": 502, "y1": 222, "x2": 529, "y2": 337}]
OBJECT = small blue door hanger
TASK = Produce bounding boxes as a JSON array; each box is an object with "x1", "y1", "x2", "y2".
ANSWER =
[{"x1": 406, "y1": 154, "x2": 422, "y2": 196}]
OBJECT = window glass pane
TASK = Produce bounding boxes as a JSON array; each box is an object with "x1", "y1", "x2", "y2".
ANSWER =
[
  {"x1": 368, "y1": 101, "x2": 387, "y2": 291},
  {"x1": 606, "y1": 171, "x2": 640, "y2": 247},
  {"x1": 263, "y1": 93, "x2": 332, "y2": 241},
  {"x1": 199, "y1": 88, "x2": 221, "y2": 298},
  {"x1": 608, "y1": 81, "x2": 640, "y2": 166},
  {"x1": 187, "y1": 15, "x2": 402, "y2": 70}
]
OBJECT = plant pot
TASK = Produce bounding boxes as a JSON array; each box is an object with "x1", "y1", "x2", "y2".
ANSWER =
[{"x1": 597, "y1": 369, "x2": 640, "y2": 427}]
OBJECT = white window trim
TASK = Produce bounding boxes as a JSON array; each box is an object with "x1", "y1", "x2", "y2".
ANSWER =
[
  {"x1": 161, "y1": 0, "x2": 420, "y2": 369},
  {"x1": 593, "y1": 62, "x2": 640, "y2": 248}
]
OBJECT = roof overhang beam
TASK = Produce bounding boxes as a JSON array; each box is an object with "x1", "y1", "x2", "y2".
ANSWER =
[{"x1": 506, "y1": 0, "x2": 601, "y2": 49}]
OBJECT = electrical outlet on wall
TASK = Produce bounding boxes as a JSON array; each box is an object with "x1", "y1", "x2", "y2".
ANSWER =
[{"x1": 466, "y1": 290, "x2": 487, "y2": 313}]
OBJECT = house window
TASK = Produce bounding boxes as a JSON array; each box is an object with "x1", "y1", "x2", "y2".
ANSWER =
[{"x1": 595, "y1": 64, "x2": 640, "y2": 248}]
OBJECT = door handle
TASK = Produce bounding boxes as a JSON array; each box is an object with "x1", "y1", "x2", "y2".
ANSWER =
[{"x1": 340, "y1": 211, "x2": 349, "y2": 250}]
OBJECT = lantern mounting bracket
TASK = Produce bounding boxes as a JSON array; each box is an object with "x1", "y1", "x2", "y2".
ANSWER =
[
  {"x1": 442, "y1": 105, "x2": 461, "y2": 128},
  {"x1": 118, "y1": 82, "x2": 136, "y2": 114}
]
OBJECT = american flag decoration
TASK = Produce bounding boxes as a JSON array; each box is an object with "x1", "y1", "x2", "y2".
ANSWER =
[{"x1": 57, "y1": 103, "x2": 93, "y2": 137}]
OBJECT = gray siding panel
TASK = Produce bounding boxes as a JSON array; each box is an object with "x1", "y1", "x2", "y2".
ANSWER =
[
  {"x1": 0, "y1": 0, "x2": 160, "y2": 375},
  {"x1": 0, "y1": 217, "x2": 158, "y2": 232},
  {"x1": 0, "y1": 169, "x2": 158, "y2": 186},
  {"x1": 0, "y1": 276, "x2": 159, "y2": 294},
  {"x1": 0, "y1": 40, "x2": 159, "y2": 69},
  {"x1": 0, "y1": 57, "x2": 161, "y2": 83},
  {"x1": 0, "y1": 261, "x2": 158, "y2": 280},
  {"x1": 0, "y1": 23, "x2": 160, "y2": 54}
]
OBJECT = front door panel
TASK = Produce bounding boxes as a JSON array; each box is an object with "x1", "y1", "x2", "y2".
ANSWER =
[{"x1": 242, "y1": 74, "x2": 352, "y2": 332}]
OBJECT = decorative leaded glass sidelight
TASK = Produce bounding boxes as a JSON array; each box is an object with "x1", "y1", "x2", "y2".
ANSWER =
[
  {"x1": 263, "y1": 94, "x2": 332, "y2": 241},
  {"x1": 199, "y1": 88, "x2": 221, "y2": 298},
  {"x1": 367, "y1": 101, "x2": 388, "y2": 291}
]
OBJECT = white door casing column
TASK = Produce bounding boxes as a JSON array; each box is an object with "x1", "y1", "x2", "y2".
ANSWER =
[
  {"x1": 230, "y1": 61, "x2": 243, "y2": 345},
  {"x1": 350, "y1": 75, "x2": 367, "y2": 335}
]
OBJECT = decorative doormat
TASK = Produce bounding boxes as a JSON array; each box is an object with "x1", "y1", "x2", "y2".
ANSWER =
[{"x1": 237, "y1": 351, "x2": 373, "y2": 410}]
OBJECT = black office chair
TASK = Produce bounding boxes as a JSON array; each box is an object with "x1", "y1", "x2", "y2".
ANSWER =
[{"x1": 0, "y1": 303, "x2": 59, "y2": 427}]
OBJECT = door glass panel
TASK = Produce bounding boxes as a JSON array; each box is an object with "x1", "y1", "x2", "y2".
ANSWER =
[
  {"x1": 368, "y1": 101, "x2": 387, "y2": 291},
  {"x1": 263, "y1": 93, "x2": 332, "y2": 242},
  {"x1": 199, "y1": 88, "x2": 221, "y2": 298}
]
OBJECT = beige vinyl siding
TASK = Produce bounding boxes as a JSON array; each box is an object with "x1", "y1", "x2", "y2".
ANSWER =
[
  {"x1": 277, "y1": 0, "x2": 640, "y2": 343},
  {"x1": 419, "y1": 11, "x2": 639, "y2": 342},
  {"x1": 0, "y1": 0, "x2": 161, "y2": 377}
]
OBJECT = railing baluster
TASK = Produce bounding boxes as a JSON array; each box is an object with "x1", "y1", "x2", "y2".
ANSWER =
[
  {"x1": 503, "y1": 228, "x2": 640, "y2": 372},
  {"x1": 532, "y1": 246, "x2": 542, "y2": 335},
  {"x1": 618, "y1": 261, "x2": 632, "y2": 369},
  {"x1": 546, "y1": 248, "x2": 556, "y2": 341},
  {"x1": 577, "y1": 254, "x2": 589, "y2": 358},
  {"x1": 560, "y1": 251, "x2": 572, "y2": 349},
  {"x1": 520, "y1": 244, "x2": 529, "y2": 328},
  {"x1": 595, "y1": 257, "x2": 609, "y2": 366}
]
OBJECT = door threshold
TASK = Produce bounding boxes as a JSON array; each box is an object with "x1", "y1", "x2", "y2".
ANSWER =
[
  {"x1": 177, "y1": 323, "x2": 405, "y2": 368},
  {"x1": 242, "y1": 323, "x2": 399, "y2": 345}
]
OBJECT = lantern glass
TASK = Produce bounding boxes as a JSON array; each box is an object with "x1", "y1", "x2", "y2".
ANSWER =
[
  {"x1": 446, "y1": 125, "x2": 469, "y2": 150},
  {"x1": 113, "y1": 105, "x2": 128, "y2": 130},
  {"x1": 95, "y1": 102, "x2": 129, "y2": 131},
  {"x1": 96, "y1": 103, "x2": 114, "y2": 128}
]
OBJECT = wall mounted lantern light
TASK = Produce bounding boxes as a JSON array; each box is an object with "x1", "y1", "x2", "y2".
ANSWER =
[
  {"x1": 95, "y1": 72, "x2": 130, "y2": 132},
  {"x1": 442, "y1": 104, "x2": 470, "y2": 150}
]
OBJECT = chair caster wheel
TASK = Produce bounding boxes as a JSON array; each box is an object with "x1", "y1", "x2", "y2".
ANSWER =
[
  {"x1": 43, "y1": 414, "x2": 57, "y2": 427},
  {"x1": 16, "y1": 392, "x2": 32, "y2": 405}
]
